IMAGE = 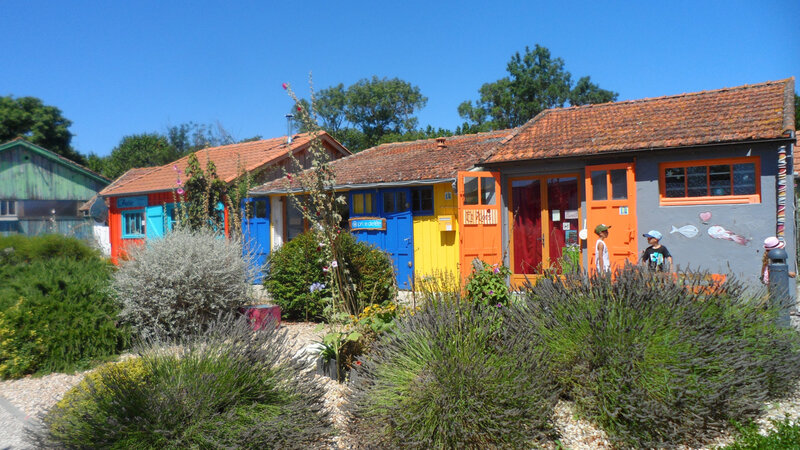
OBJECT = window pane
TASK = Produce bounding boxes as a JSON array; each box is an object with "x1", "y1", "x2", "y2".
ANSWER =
[
  {"x1": 591, "y1": 170, "x2": 607, "y2": 200},
  {"x1": 421, "y1": 188, "x2": 433, "y2": 211},
  {"x1": 464, "y1": 177, "x2": 478, "y2": 205},
  {"x1": 733, "y1": 163, "x2": 756, "y2": 195},
  {"x1": 255, "y1": 200, "x2": 267, "y2": 218},
  {"x1": 664, "y1": 168, "x2": 685, "y2": 197},
  {"x1": 686, "y1": 166, "x2": 707, "y2": 197},
  {"x1": 8, "y1": 201, "x2": 14, "y2": 215},
  {"x1": 480, "y1": 177, "x2": 496, "y2": 205},
  {"x1": 287, "y1": 201, "x2": 304, "y2": 240},
  {"x1": 709, "y1": 165, "x2": 731, "y2": 196},
  {"x1": 364, "y1": 193, "x2": 373, "y2": 214},
  {"x1": 397, "y1": 191, "x2": 408, "y2": 211},
  {"x1": 1, "y1": 202, "x2": 5, "y2": 215},
  {"x1": 353, "y1": 194, "x2": 364, "y2": 214},
  {"x1": 411, "y1": 189, "x2": 421, "y2": 211},
  {"x1": 610, "y1": 169, "x2": 628, "y2": 200},
  {"x1": 383, "y1": 192, "x2": 395, "y2": 213}
]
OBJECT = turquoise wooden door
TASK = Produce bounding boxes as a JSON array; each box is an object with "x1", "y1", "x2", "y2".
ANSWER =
[{"x1": 146, "y1": 205, "x2": 165, "y2": 239}]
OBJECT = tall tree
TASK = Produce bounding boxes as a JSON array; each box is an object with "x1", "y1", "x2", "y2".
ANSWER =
[
  {"x1": 0, "y1": 95, "x2": 85, "y2": 164},
  {"x1": 298, "y1": 76, "x2": 429, "y2": 152},
  {"x1": 459, "y1": 45, "x2": 618, "y2": 130},
  {"x1": 103, "y1": 133, "x2": 178, "y2": 179}
]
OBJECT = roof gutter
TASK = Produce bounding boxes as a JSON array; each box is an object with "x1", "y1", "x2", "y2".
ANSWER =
[
  {"x1": 249, "y1": 178, "x2": 455, "y2": 196},
  {"x1": 481, "y1": 137, "x2": 798, "y2": 168}
]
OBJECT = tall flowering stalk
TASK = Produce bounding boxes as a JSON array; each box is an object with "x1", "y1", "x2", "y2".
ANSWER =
[{"x1": 282, "y1": 78, "x2": 360, "y2": 319}]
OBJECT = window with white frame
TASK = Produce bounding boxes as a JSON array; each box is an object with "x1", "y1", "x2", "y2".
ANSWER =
[{"x1": 0, "y1": 200, "x2": 17, "y2": 219}]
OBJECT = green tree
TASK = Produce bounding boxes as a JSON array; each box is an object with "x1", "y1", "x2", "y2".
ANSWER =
[
  {"x1": 0, "y1": 95, "x2": 85, "y2": 164},
  {"x1": 103, "y1": 133, "x2": 178, "y2": 179},
  {"x1": 298, "y1": 76, "x2": 430, "y2": 152},
  {"x1": 459, "y1": 45, "x2": 618, "y2": 130}
]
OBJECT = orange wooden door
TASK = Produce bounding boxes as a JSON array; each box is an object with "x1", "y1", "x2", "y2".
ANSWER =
[
  {"x1": 458, "y1": 171, "x2": 503, "y2": 279},
  {"x1": 585, "y1": 163, "x2": 638, "y2": 272}
]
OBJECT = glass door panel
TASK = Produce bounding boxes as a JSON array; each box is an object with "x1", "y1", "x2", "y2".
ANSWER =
[
  {"x1": 547, "y1": 177, "x2": 579, "y2": 273},
  {"x1": 512, "y1": 179, "x2": 542, "y2": 274}
]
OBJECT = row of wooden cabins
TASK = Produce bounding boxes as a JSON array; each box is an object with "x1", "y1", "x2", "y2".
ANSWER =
[{"x1": 3, "y1": 79, "x2": 795, "y2": 292}]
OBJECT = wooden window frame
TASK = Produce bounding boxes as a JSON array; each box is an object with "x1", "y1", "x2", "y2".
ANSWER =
[
  {"x1": 659, "y1": 156, "x2": 760, "y2": 206},
  {"x1": 121, "y1": 209, "x2": 146, "y2": 239},
  {"x1": 411, "y1": 186, "x2": 434, "y2": 216},
  {"x1": 0, "y1": 200, "x2": 17, "y2": 220}
]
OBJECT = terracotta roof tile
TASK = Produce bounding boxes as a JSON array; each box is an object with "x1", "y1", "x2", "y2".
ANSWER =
[
  {"x1": 100, "y1": 132, "x2": 345, "y2": 197},
  {"x1": 486, "y1": 78, "x2": 796, "y2": 164},
  {"x1": 251, "y1": 129, "x2": 514, "y2": 193}
]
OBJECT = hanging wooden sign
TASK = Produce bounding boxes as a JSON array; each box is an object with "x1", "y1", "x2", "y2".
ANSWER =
[{"x1": 463, "y1": 209, "x2": 497, "y2": 225}]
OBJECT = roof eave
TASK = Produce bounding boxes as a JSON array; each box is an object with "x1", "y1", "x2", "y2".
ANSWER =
[{"x1": 482, "y1": 136, "x2": 798, "y2": 166}]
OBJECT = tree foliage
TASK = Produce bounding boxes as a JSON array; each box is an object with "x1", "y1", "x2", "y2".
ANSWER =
[
  {"x1": 459, "y1": 45, "x2": 618, "y2": 130},
  {"x1": 298, "y1": 76, "x2": 430, "y2": 152},
  {"x1": 100, "y1": 133, "x2": 177, "y2": 179},
  {"x1": 0, "y1": 95, "x2": 85, "y2": 164},
  {"x1": 92, "y1": 122, "x2": 239, "y2": 179}
]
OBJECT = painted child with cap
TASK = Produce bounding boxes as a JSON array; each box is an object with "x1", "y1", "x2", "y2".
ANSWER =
[
  {"x1": 594, "y1": 224, "x2": 611, "y2": 273},
  {"x1": 760, "y1": 236, "x2": 796, "y2": 284},
  {"x1": 641, "y1": 230, "x2": 672, "y2": 272}
]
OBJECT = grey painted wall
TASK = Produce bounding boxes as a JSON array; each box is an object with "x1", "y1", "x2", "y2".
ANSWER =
[
  {"x1": 635, "y1": 142, "x2": 796, "y2": 295},
  {"x1": 485, "y1": 139, "x2": 796, "y2": 295}
]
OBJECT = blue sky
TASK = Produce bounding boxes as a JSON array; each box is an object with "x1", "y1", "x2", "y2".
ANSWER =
[{"x1": 3, "y1": 0, "x2": 798, "y2": 156}]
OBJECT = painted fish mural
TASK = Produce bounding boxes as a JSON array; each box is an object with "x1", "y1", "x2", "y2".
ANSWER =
[
  {"x1": 707, "y1": 225, "x2": 750, "y2": 246},
  {"x1": 670, "y1": 225, "x2": 699, "y2": 238}
]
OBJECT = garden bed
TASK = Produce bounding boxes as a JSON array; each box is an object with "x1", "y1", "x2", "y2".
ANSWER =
[{"x1": 2, "y1": 321, "x2": 800, "y2": 449}]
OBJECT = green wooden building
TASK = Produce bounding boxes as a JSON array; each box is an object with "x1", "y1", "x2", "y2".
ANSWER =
[{"x1": 0, "y1": 138, "x2": 110, "y2": 240}]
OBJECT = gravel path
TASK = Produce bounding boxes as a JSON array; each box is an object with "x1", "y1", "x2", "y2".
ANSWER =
[{"x1": 2, "y1": 321, "x2": 800, "y2": 449}]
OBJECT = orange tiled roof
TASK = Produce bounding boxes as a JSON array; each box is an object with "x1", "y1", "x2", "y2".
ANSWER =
[
  {"x1": 100, "y1": 132, "x2": 345, "y2": 197},
  {"x1": 80, "y1": 167, "x2": 154, "y2": 211},
  {"x1": 486, "y1": 78, "x2": 796, "y2": 164},
  {"x1": 251, "y1": 129, "x2": 514, "y2": 193}
]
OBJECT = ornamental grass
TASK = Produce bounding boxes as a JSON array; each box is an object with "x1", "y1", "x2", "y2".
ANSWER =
[
  {"x1": 31, "y1": 316, "x2": 333, "y2": 449},
  {"x1": 507, "y1": 265, "x2": 800, "y2": 448}
]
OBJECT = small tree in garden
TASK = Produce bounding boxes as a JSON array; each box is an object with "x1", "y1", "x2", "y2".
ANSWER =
[
  {"x1": 281, "y1": 79, "x2": 366, "y2": 319},
  {"x1": 181, "y1": 152, "x2": 227, "y2": 232},
  {"x1": 170, "y1": 153, "x2": 251, "y2": 236}
]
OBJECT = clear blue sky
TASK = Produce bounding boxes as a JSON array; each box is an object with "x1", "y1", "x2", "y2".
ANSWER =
[{"x1": 3, "y1": 0, "x2": 798, "y2": 157}]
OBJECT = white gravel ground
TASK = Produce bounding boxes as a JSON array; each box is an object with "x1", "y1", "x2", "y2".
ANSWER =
[{"x1": 2, "y1": 321, "x2": 800, "y2": 449}]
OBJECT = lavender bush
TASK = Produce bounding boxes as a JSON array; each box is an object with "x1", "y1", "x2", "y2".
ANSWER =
[{"x1": 114, "y1": 228, "x2": 255, "y2": 340}]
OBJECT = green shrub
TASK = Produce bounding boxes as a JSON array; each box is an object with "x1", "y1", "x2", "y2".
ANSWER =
[
  {"x1": 465, "y1": 260, "x2": 512, "y2": 308},
  {"x1": 265, "y1": 231, "x2": 396, "y2": 321},
  {"x1": 33, "y1": 317, "x2": 333, "y2": 449},
  {"x1": 723, "y1": 418, "x2": 800, "y2": 449},
  {"x1": 509, "y1": 265, "x2": 800, "y2": 448},
  {"x1": 0, "y1": 257, "x2": 128, "y2": 378},
  {"x1": 347, "y1": 298, "x2": 558, "y2": 448},
  {"x1": 0, "y1": 234, "x2": 100, "y2": 264},
  {"x1": 114, "y1": 228, "x2": 255, "y2": 340}
]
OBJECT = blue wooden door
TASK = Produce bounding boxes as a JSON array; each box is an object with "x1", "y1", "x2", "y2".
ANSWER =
[
  {"x1": 380, "y1": 188, "x2": 414, "y2": 289},
  {"x1": 242, "y1": 198, "x2": 270, "y2": 283}
]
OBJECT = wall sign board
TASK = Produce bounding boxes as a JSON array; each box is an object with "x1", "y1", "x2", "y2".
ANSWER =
[
  {"x1": 350, "y1": 217, "x2": 386, "y2": 231},
  {"x1": 117, "y1": 196, "x2": 148, "y2": 209}
]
